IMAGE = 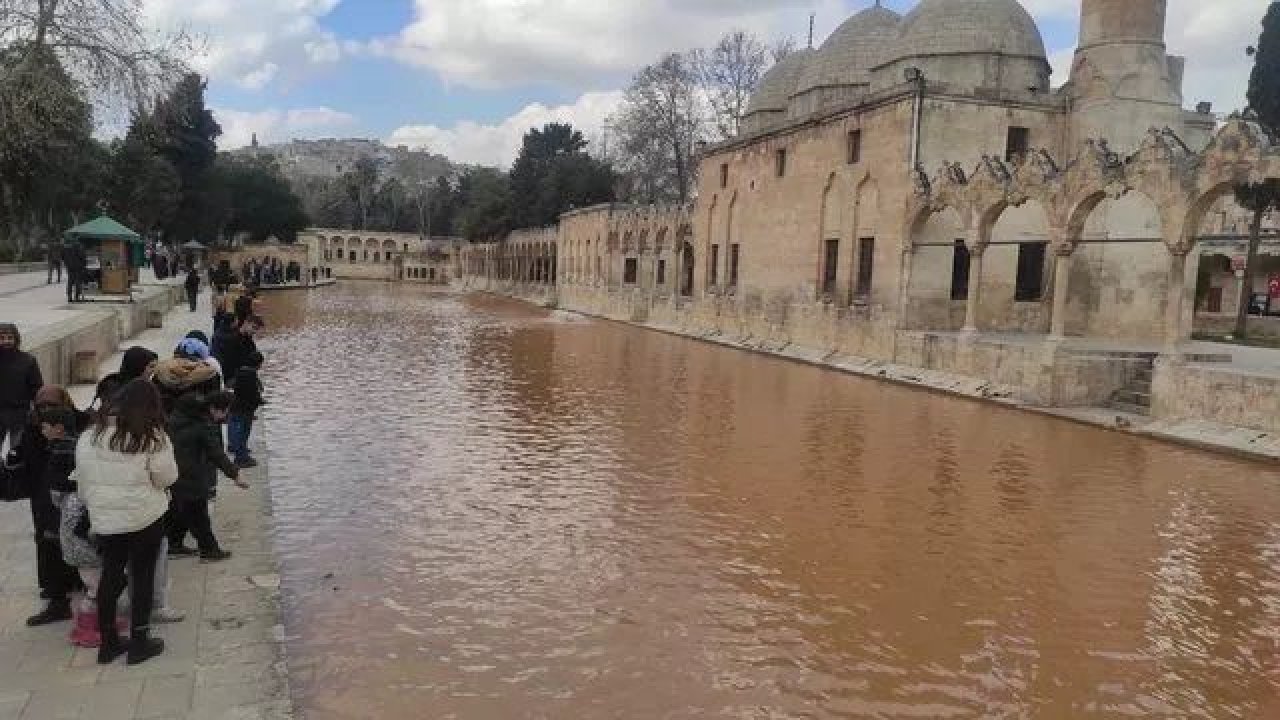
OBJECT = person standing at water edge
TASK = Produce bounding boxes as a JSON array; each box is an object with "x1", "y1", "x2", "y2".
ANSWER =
[
  {"x1": 71, "y1": 379, "x2": 177, "y2": 665},
  {"x1": 0, "y1": 323, "x2": 42, "y2": 452},
  {"x1": 184, "y1": 267, "x2": 201, "y2": 312},
  {"x1": 169, "y1": 391, "x2": 246, "y2": 561},
  {"x1": 228, "y1": 352, "x2": 265, "y2": 468}
]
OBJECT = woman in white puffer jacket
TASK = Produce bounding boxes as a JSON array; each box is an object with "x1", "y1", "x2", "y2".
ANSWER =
[{"x1": 71, "y1": 379, "x2": 177, "y2": 666}]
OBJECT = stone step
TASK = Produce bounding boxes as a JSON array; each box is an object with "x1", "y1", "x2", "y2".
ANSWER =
[
  {"x1": 1114, "y1": 390, "x2": 1151, "y2": 407},
  {"x1": 1111, "y1": 401, "x2": 1152, "y2": 417}
]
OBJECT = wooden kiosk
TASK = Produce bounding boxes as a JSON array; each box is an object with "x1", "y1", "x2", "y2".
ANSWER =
[{"x1": 65, "y1": 217, "x2": 143, "y2": 299}]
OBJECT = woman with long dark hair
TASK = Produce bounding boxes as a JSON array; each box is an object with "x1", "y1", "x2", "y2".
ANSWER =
[{"x1": 71, "y1": 379, "x2": 177, "y2": 665}]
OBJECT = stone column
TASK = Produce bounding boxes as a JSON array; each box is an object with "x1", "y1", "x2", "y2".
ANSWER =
[
  {"x1": 1165, "y1": 249, "x2": 1191, "y2": 350},
  {"x1": 1048, "y1": 236, "x2": 1073, "y2": 340},
  {"x1": 896, "y1": 246, "x2": 916, "y2": 331},
  {"x1": 962, "y1": 245, "x2": 985, "y2": 334}
]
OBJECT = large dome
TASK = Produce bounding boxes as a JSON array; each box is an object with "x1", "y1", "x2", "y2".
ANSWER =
[
  {"x1": 887, "y1": 0, "x2": 1046, "y2": 64},
  {"x1": 745, "y1": 49, "x2": 814, "y2": 115},
  {"x1": 796, "y1": 4, "x2": 903, "y2": 96}
]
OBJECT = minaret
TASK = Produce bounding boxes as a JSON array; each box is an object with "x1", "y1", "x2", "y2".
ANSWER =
[
  {"x1": 1078, "y1": 0, "x2": 1166, "y2": 51},
  {"x1": 1066, "y1": 0, "x2": 1209, "y2": 152}
]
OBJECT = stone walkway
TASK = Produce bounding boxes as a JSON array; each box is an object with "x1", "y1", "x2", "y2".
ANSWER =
[{"x1": 0, "y1": 291, "x2": 292, "y2": 720}]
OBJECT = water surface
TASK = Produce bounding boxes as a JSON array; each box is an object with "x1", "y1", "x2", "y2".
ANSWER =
[{"x1": 259, "y1": 282, "x2": 1280, "y2": 719}]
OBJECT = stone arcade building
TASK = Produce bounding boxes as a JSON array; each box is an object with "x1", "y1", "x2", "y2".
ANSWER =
[{"x1": 460, "y1": 0, "x2": 1280, "y2": 436}]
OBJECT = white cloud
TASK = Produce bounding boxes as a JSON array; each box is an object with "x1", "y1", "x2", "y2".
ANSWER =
[
  {"x1": 387, "y1": 91, "x2": 625, "y2": 167},
  {"x1": 143, "y1": 0, "x2": 343, "y2": 91},
  {"x1": 214, "y1": 106, "x2": 358, "y2": 150},
  {"x1": 370, "y1": 0, "x2": 841, "y2": 89}
]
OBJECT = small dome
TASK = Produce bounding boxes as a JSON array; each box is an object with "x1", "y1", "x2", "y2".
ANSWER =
[
  {"x1": 745, "y1": 49, "x2": 814, "y2": 115},
  {"x1": 796, "y1": 4, "x2": 903, "y2": 95},
  {"x1": 887, "y1": 0, "x2": 1046, "y2": 64}
]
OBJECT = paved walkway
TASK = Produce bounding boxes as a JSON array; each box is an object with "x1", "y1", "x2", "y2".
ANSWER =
[{"x1": 0, "y1": 291, "x2": 292, "y2": 720}]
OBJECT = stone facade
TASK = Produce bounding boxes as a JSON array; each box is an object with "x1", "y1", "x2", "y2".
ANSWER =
[
  {"x1": 299, "y1": 229, "x2": 460, "y2": 283},
  {"x1": 459, "y1": 0, "x2": 1280, "y2": 436}
]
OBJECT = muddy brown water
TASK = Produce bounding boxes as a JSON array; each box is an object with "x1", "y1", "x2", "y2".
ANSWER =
[{"x1": 258, "y1": 282, "x2": 1280, "y2": 719}]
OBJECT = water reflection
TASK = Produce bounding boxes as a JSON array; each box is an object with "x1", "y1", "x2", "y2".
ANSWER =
[{"x1": 259, "y1": 282, "x2": 1280, "y2": 719}]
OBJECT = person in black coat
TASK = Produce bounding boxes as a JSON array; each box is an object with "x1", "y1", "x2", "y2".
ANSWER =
[
  {"x1": 166, "y1": 392, "x2": 245, "y2": 561},
  {"x1": 7, "y1": 386, "x2": 87, "y2": 625},
  {"x1": 228, "y1": 352, "x2": 265, "y2": 467},
  {"x1": 184, "y1": 268, "x2": 201, "y2": 312},
  {"x1": 0, "y1": 323, "x2": 42, "y2": 452},
  {"x1": 60, "y1": 242, "x2": 87, "y2": 303},
  {"x1": 214, "y1": 316, "x2": 261, "y2": 381}
]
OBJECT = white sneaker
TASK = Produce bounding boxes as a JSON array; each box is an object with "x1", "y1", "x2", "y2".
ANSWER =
[{"x1": 152, "y1": 606, "x2": 185, "y2": 623}]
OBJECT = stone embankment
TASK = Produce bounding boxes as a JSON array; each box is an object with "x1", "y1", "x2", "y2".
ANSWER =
[
  {"x1": 472, "y1": 283, "x2": 1280, "y2": 465},
  {"x1": 0, "y1": 271, "x2": 292, "y2": 720}
]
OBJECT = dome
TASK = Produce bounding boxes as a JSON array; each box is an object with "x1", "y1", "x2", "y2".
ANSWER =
[
  {"x1": 887, "y1": 0, "x2": 1046, "y2": 64},
  {"x1": 745, "y1": 49, "x2": 814, "y2": 115},
  {"x1": 795, "y1": 4, "x2": 903, "y2": 96}
]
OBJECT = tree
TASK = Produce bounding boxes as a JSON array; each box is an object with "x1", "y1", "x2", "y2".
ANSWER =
[
  {"x1": 106, "y1": 114, "x2": 180, "y2": 237},
  {"x1": 0, "y1": 42, "x2": 96, "y2": 253},
  {"x1": 509, "y1": 122, "x2": 616, "y2": 228},
  {"x1": 342, "y1": 156, "x2": 379, "y2": 230},
  {"x1": 455, "y1": 167, "x2": 511, "y2": 242},
  {"x1": 615, "y1": 52, "x2": 705, "y2": 204},
  {"x1": 217, "y1": 154, "x2": 308, "y2": 244},
  {"x1": 150, "y1": 73, "x2": 221, "y2": 243},
  {"x1": 1235, "y1": 3, "x2": 1280, "y2": 339},
  {"x1": 0, "y1": 0, "x2": 189, "y2": 112},
  {"x1": 698, "y1": 30, "x2": 770, "y2": 140}
]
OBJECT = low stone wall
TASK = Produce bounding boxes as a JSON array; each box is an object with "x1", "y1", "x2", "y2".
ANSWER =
[
  {"x1": 23, "y1": 282, "x2": 185, "y2": 387},
  {"x1": 0, "y1": 262, "x2": 45, "y2": 276},
  {"x1": 1152, "y1": 359, "x2": 1280, "y2": 434},
  {"x1": 1195, "y1": 314, "x2": 1280, "y2": 341}
]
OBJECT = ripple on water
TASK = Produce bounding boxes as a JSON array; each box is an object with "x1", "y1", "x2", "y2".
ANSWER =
[{"x1": 258, "y1": 283, "x2": 1280, "y2": 720}]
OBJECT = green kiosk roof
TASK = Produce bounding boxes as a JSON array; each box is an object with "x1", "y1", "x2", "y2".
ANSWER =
[{"x1": 65, "y1": 216, "x2": 142, "y2": 242}]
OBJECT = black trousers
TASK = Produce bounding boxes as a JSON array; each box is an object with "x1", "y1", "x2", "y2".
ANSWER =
[
  {"x1": 66, "y1": 271, "x2": 84, "y2": 302},
  {"x1": 30, "y1": 495, "x2": 79, "y2": 600},
  {"x1": 186, "y1": 287, "x2": 198, "y2": 311},
  {"x1": 98, "y1": 517, "x2": 164, "y2": 636},
  {"x1": 169, "y1": 496, "x2": 220, "y2": 554}
]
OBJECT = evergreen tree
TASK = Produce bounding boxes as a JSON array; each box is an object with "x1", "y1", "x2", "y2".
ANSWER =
[
  {"x1": 1234, "y1": 2, "x2": 1280, "y2": 339},
  {"x1": 107, "y1": 115, "x2": 181, "y2": 238},
  {"x1": 456, "y1": 167, "x2": 512, "y2": 242},
  {"x1": 509, "y1": 123, "x2": 616, "y2": 228},
  {"x1": 151, "y1": 73, "x2": 222, "y2": 243}
]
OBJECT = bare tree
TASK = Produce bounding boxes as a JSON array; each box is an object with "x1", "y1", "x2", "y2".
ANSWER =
[
  {"x1": 697, "y1": 30, "x2": 770, "y2": 140},
  {"x1": 615, "y1": 52, "x2": 705, "y2": 204},
  {"x1": 772, "y1": 36, "x2": 798, "y2": 63},
  {"x1": 0, "y1": 0, "x2": 191, "y2": 112}
]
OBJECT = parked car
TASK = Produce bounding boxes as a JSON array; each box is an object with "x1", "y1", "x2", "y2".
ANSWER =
[{"x1": 1249, "y1": 293, "x2": 1270, "y2": 316}]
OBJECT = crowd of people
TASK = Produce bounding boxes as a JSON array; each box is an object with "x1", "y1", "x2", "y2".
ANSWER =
[
  {"x1": 0, "y1": 275, "x2": 269, "y2": 667},
  {"x1": 242, "y1": 256, "x2": 302, "y2": 287}
]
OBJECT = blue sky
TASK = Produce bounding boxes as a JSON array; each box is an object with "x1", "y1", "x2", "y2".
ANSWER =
[{"x1": 150, "y1": 0, "x2": 1259, "y2": 166}]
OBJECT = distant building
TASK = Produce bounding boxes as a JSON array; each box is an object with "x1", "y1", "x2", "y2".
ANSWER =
[{"x1": 232, "y1": 138, "x2": 452, "y2": 185}]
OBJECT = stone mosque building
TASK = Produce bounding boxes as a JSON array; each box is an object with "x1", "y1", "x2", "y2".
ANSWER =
[{"x1": 459, "y1": 0, "x2": 1280, "y2": 435}]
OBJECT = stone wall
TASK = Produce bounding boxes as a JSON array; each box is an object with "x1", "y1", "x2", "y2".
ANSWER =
[
  {"x1": 24, "y1": 283, "x2": 185, "y2": 387},
  {"x1": 1153, "y1": 360, "x2": 1280, "y2": 433}
]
